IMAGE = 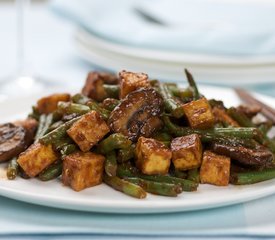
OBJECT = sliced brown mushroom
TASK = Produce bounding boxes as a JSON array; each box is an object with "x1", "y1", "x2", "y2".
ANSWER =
[
  {"x1": 236, "y1": 105, "x2": 261, "y2": 118},
  {"x1": 0, "y1": 123, "x2": 33, "y2": 162},
  {"x1": 108, "y1": 88, "x2": 163, "y2": 141},
  {"x1": 140, "y1": 116, "x2": 163, "y2": 138},
  {"x1": 81, "y1": 71, "x2": 119, "y2": 101},
  {"x1": 14, "y1": 118, "x2": 38, "y2": 145},
  {"x1": 211, "y1": 142, "x2": 273, "y2": 167}
]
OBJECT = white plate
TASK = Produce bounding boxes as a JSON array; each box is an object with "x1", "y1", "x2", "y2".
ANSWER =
[
  {"x1": 76, "y1": 28, "x2": 275, "y2": 67},
  {"x1": 75, "y1": 28, "x2": 275, "y2": 84},
  {"x1": 0, "y1": 86, "x2": 274, "y2": 214}
]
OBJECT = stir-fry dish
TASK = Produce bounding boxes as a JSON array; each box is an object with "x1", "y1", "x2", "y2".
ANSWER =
[{"x1": 1, "y1": 69, "x2": 275, "y2": 199}]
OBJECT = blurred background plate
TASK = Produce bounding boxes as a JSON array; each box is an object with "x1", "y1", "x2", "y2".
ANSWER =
[{"x1": 75, "y1": 28, "x2": 275, "y2": 84}]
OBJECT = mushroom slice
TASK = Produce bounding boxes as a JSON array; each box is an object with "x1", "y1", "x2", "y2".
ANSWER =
[
  {"x1": 108, "y1": 88, "x2": 163, "y2": 141},
  {"x1": 0, "y1": 123, "x2": 30, "y2": 162},
  {"x1": 140, "y1": 116, "x2": 163, "y2": 138},
  {"x1": 81, "y1": 71, "x2": 119, "y2": 101},
  {"x1": 212, "y1": 142, "x2": 273, "y2": 167},
  {"x1": 236, "y1": 105, "x2": 261, "y2": 118},
  {"x1": 14, "y1": 118, "x2": 38, "y2": 144}
]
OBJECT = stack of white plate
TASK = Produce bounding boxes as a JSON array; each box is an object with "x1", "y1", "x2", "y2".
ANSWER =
[{"x1": 75, "y1": 27, "x2": 275, "y2": 85}]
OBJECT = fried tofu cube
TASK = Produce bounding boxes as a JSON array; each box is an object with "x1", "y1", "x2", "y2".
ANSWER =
[
  {"x1": 183, "y1": 97, "x2": 214, "y2": 129},
  {"x1": 62, "y1": 151, "x2": 105, "y2": 191},
  {"x1": 119, "y1": 70, "x2": 150, "y2": 98},
  {"x1": 200, "y1": 151, "x2": 230, "y2": 186},
  {"x1": 17, "y1": 143, "x2": 58, "y2": 177},
  {"x1": 37, "y1": 93, "x2": 70, "y2": 114},
  {"x1": 67, "y1": 111, "x2": 110, "y2": 152},
  {"x1": 171, "y1": 134, "x2": 202, "y2": 171},
  {"x1": 135, "y1": 137, "x2": 172, "y2": 175}
]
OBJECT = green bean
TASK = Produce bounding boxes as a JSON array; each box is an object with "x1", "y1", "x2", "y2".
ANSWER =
[
  {"x1": 262, "y1": 138, "x2": 275, "y2": 153},
  {"x1": 258, "y1": 122, "x2": 272, "y2": 136},
  {"x1": 28, "y1": 106, "x2": 40, "y2": 121},
  {"x1": 60, "y1": 144, "x2": 78, "y2": 156},
  {"x1": 101, "y1": 98, "x2": 120, "y2": 111},
  {"x1": 38, "y1": 161, "x2": 63, "y2": 181},
  {"x1": 165, "y1": 84, "x2": 180, "y2": 97},
  {"x1": 149, "y1": 79, "x2": 159, "y2": 87},
  {"x1": 105, "y1": 151, "x2": 117, "y2": 177},
  {"x1": 103, "y1": 175, "x2": 147, "y2": 199},
  {"x1": 187, "y1": 168, "x2": 200, "y2": 183},
  {"x1": 86, "y1": 101, "x2": 110, "y2": 120},
  {"x1": 166, "y1": 84, "x2": 193, "y2": 101},
  {"x1": 18, "y1": 167, "x2": 30, "y2": 179},
  {"x1": 39, "y1": 116, "x2": 81, "y2": 145},
  {"x1": 52, "y1": 111, "x2": 63, "y2": 122},
  {"x1": 208, "y1": 99, "x2": 225, "y2": 109},
  {"x1": 53, "y1": 137, "x2": 74, "y2": 151},
  {"x1": 163, "y1": 115, "x2": 259, "y2": 142},
  {"x1": 57, "y1": 102, "x2": 90, "y2": 116},
  {"x1": 173, "y1": 169, "x2": 188, "y2": 179},
  {"x1": 117, "y1": 165, "x2": 198, "y2": 192},
  {"x1": 98, "y1": 133, "x2": 132, "y2": 154},
  {"x1": 71, "y1": 93, "x2": 90, "y2": 105},
  {"x1": 227, "y1": 107, "x2": 255, "y2": 127},
  {"x1": 35, "y1": 114, "x2": 46, "y2": 140},
  {"x1": 230, "y1": 168, "x2": 275, "y2": 185},
  {"x1": 211, "y1": 127, "x2": 258, "y2": 139},
  {"x1": 177, "y1": 90, "x2": 193, "y2": 102},
  {"x1": 35, "y1": 113, "x2": 53, "y2": 142},
  {"x1": 153, "y1": 132, "x2": 172, "y2": 147},
  {"x1": 6, "y1": 158, "x2": 19, "y2": 180},
  {"x1": 184, "y1": 69, "x2": 200, "y2": 100},
  {"x1": 124, "y1": 177, "x2": 182, "y2": 197},
  {"x1": 48, "y1": 120, "x2": 64, "y2": 132},
  {"x1": 117, "y1": 145, "x2": 135, "y2": 163},
  {"x1": 103, "y1": 84, "x2": 119, "y2": 99},
  {"x1": 153, "y1": 132, "x2": 172, "y2": 142},
  {"x1": 157, "y1": 83, "x2": 185, "y2": 118},
  {"x1": 214, "y1": 137, "x2": 257, "y2": 150}
]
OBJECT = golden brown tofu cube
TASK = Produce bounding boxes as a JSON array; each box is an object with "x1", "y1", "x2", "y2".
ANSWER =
[
  {"x1": 200, "y1": 151, "x2": 230, "y2": 186},
  {"x1": 37, "y1": 93, "x2": 70, "y2": 114},
  {"x1": 119, "y1": 70, "x2": 150, "y2": 99},
  {"x1": 183, "y1": 97, "x2": 214, "y2": 129},
  {"x1": 17, "y1": 143, "x2": 58, "y2": 177},
  {"x1": 171, "y1": 134, "x2": 202, "y2": 171},
  {"x1": 135, "y1": 137, "x2": 172, "y2": 175},
  {"x1": 67, "y1": 111, "x2": 110, "y2": 152},
  {"x1": 62, "y1": 151, "x2": 105, "y2": 191}
]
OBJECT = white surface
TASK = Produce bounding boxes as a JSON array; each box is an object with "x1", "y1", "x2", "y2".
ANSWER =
[
  {"x1": 0, "y1": 86, "x2": 274, "y2": 214},
  {"x1": 75, "y1": 28, "x2": 275, "y2": 84}
]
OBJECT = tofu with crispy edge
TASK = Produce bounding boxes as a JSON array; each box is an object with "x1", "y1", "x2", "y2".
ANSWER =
[
  {"x1": 200, "y1": 151, "x2": 230, "y2": 186},
  {"x1": 37, "y1": 93, "x2": 70, "y2": 114},
  {"x1": 182, "y1": 97, "x2": 214, "y2": 129},
  {"x1": 135, "y1": 137, "x2": 172, "y2": 175},
  {"x1": 62, "y1": 151, "x2": 105, "y2": 191},
  {"x1": 67, "y1": 111, "x2": 110, "y2": 152},
  {"x1": 17, "y1": 142, "x2": 58, "y2": 177},
  {"x1": 171, "y1": 134, "x2": 202, "y2": 171},
  {"x1": 119, "y1": 70, "x2": 150, "y2": 98}
]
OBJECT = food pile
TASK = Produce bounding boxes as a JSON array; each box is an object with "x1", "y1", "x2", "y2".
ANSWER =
[{"x1": 1, "y1": 70, "x2": 275, "y2": 199}]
